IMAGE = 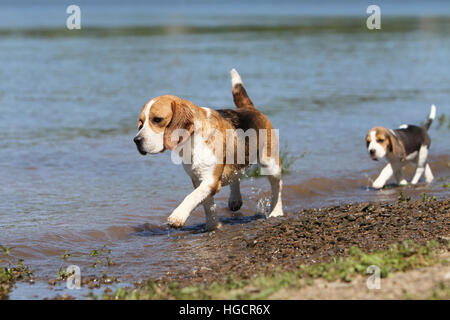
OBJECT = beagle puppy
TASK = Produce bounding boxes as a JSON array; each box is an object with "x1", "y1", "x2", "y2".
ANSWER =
[
  {"x1": 133, "y1": 69, "x2": 283, "y2": 230},
  {"x1": 366, "y1": 105, "x2": 436, "y2": 189}
]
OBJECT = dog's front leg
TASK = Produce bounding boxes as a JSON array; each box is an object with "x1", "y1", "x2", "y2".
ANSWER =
[
  {"x1": 202, "y1": 195, "x2": 221, "y2": 230},
  {"x1": 392, "y1": 161, "x2": 408, "y2": 186},
  {"x1": 372, "y1": 163, "x2": 393, "y2": 189},
  {"x1": 191, "y1": 177, "x2": 221, "y2": 230},
  {"x1": 168, "y1": 181, "x2": 215, "y2": 228}
]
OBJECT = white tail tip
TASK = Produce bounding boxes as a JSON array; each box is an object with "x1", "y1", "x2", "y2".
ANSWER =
[
  {"x1": 230, "y1": 68, "x2": 242, "y2": 87},
  {"x1": 429, "y1": 104, "x2": 436, "y2": 120}
]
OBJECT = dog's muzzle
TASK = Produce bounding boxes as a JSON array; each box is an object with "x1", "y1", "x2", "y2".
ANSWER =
[
  {"x1": 133, "y1": 136, "x2": 147, "y2": 155},
  {"x1": 369, "y1": 149, "x2": 377, "y2": 160}
]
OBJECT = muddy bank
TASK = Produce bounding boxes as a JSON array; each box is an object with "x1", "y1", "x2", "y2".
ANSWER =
[
  {"x1": 159, "y1": 198, "x2": 449, "y2": 287},
  {"x1": 3, "y1": 197, "x2": 449, "y2": 299}
]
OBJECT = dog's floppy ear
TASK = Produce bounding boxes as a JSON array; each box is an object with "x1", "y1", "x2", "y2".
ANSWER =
[
  {"x1": 163, "y1": 101, "x2": 194, "y2": 150},
  {"x1": 388, "y1": 131, "x2": 405, "y2": 161}
]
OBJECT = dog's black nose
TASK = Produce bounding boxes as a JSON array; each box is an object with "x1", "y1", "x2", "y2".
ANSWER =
[
  {"x1": 369, "y1": 149, "x2": 375, "y2": 155},
  {"x1": 134, "y1": 136, "x2": 143, "y2": 145}
]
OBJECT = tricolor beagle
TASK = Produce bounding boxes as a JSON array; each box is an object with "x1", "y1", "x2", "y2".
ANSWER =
[
  {"x1": 366, "y1": 105, "x2": 436, "y2": 189},
  {"x1": 133, "y1": 69, "x2": 283, "y2": 230}
]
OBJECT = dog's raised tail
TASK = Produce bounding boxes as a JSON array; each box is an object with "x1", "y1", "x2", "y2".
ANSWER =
[
  {"x1": 230, "y1": 68, "x2": 255, "y2": 109},
  {"x1": 424, "y1": 104, "x2": 436, "y2": 130}
]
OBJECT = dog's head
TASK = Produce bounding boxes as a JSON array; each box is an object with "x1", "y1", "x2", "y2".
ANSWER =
[
  {"x1": 133, "y1": 95, "x2": 194, "y2": 155},
  {"x1": 365, "y1": 126, "x2": 404, "y2": 161}
]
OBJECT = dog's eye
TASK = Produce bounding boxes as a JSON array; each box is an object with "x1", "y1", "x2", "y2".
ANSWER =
[
  {"x1": 138, "y1": 122, "x2": 143, "y2": 130},
  {"x1": 377, "y1": 138, "x2": 384, "y2": 143},
  {"x1": 152, "y1": 117, "x2": 163, "y2": 124}
]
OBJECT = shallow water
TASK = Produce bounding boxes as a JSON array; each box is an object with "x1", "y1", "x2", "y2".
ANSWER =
[{"x1": 0, "y1": 1, "x2": 449, "y2": 298}]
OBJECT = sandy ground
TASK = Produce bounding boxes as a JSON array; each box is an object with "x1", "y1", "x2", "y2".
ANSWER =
[{"x1": 271, "y1": 254, "x2": 450, "y2": 299}]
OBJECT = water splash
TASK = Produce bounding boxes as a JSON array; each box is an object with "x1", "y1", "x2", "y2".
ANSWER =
[
  {"x1": 256, "y1": 197, "x2": 271, "y2": 217},
  {"x1": 364, "y1": 173, "x2": 374, "y2": 191}
]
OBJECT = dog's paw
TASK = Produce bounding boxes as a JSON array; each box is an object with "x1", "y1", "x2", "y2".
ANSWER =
[
  {"x1": 228, "y1": 199, "x2": 243, "y2": 212},
  {"x1": 399, "y1": 179, "x2": 408, "y2": 186},
  {"x1": 205, "y1": 220, "x2": 222, "y2": 231},
  {"x1": 167, "y1": 215, "x2": 185, "y2": 228},
  {"x1": 372, "y1": 181, "x2": 385, "y2": 189},
  {"x1": 268, "y1": 209, "x2": 283, "y2": 218}
]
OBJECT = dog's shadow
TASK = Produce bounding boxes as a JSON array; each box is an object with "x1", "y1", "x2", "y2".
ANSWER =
[
  {"x1": 364, "y1": 183, "x2": 397, "y2": 191},
  {"x1": 365, "y1": 182, "x2": 434, "y2": 192},
  {"x1": 131, "y1": 213, "x2": 266, "y2": 237}
]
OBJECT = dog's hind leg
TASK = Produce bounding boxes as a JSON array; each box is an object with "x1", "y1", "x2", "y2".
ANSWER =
[
  {"x1": 228, "y1": 179, "x2": 243, "y2": 212},
  {"x1": 267, "y1": 173, "x2": 283, "y2": 217},
  {"x1": 411, "y1": 145, "x2": 428, "y2": 185},
  {"x1": 258, "y1": 129, "x2": 283, "y2": 218},
  {"x1": 424, "y1": 163, "x2": 434, "y2": 184},
  {"x1": 259, "y1": 158, "x2": 283, "y2": 217}
]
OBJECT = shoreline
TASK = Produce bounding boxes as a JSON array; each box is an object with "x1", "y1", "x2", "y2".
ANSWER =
[
  {"x1": 2, "y1": 196, "x2": 449, "y2": 300},
  {"x1": 155, "y1": 197, "x2": 450, "y2": 287}
]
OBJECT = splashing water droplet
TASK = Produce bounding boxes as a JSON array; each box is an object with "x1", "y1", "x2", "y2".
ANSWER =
[
  {"x1": 256, "y1": 197, "x2": 271, "y2": 217},
  {"x1": 364, "y1": 174, "x2": 374, "y2": 191}
]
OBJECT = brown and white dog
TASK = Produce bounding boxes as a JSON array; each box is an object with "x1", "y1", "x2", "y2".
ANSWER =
[
  {"x1": 365, "y1": 105, "x2": 436, "y2": 189},
  {"x1": 133, "y1": 69, "x2": 283, "y2": 230}
]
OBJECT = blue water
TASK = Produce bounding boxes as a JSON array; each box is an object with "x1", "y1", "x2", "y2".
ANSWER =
[{"x1": 0, "y1": 1, "x2": 449, "y2": 298}]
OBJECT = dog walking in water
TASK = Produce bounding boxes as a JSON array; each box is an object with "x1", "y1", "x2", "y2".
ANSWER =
[
  {"x1": 134, "y1": 69, "x2": 283, "y2": 230},
  {"x1": 366, "y1": 105, "x2": 436, "y2": 189}
]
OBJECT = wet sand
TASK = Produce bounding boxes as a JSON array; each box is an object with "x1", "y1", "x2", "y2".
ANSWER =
[
  {"x1": 3, "y1": 195, "x2": 449, "y2": 299},
  {"x1": 155, "y1": 198, "x2": 449, "y2": 288}
]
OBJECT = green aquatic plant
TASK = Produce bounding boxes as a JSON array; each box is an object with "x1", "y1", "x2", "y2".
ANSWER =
[
  {"x1": 397, "y1": 192, "x2": 411, "y2": 203},
  {"x1": 89, "y1": 245, "x2": 111, "y2": 257},
  {"x1": 0, "y1": 250, "x2": 34, "y2": 300},
  {"x1": 60, "y1": 250, "x2": 71, "y2": 260},
  {"x1": 0, "y1": 246, "x2": 11, "y2": 256},
  {"x1": 89, "y1": 245, "x2": 115, "y2": 268},
  {"x1": 56, "y1": 266, "x2": 75, "y2": 280},
  {"x1": 58, "y1": 245, "x2": 115, "y2": 268},
  {"x1": 437, "y1": 114, "x2": 450, "y2": 130},
  {"x1": 422, "y1": 193, "x2": 437, "y2": 202},
  {"x1": 246, "y1": 150, "x2": 307, "y2": 178}
]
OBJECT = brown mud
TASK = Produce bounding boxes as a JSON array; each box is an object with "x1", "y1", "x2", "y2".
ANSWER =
[
  {"x1": 157, "y1": 198, "x2": 449, "y2": 287},
  {"x1": 3, "y1": 196, "x2": 449, "y2": 299}
]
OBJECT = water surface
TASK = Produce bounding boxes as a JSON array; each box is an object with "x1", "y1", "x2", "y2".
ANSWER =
[{"x1": 0, "y1": 1, "x2": 449, "y2": 298}]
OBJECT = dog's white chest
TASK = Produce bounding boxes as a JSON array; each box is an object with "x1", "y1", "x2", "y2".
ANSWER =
[{"x1": 182, "y1": 135, "x2": 217, "y2": 179}]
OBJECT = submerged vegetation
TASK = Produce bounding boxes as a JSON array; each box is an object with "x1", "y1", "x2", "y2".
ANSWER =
[
  {"x1": 102, "y1": 240, "x2": 448, "y2": 300},
  {"x1": 397, "y1": 192, "x2": 411, "y2": 203},
  {"x1": 246, "y1": 149, "x2": 307, "y2": 178},
  {"x1": 0, "y1": 246, "x2": 34, "y2": 300},
  {"x1": 422, "y1": 193, "x2": 437, "y2": 202},
  {"x1": 437, "y1": 113, "x2": 450, "y2": 130}
]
